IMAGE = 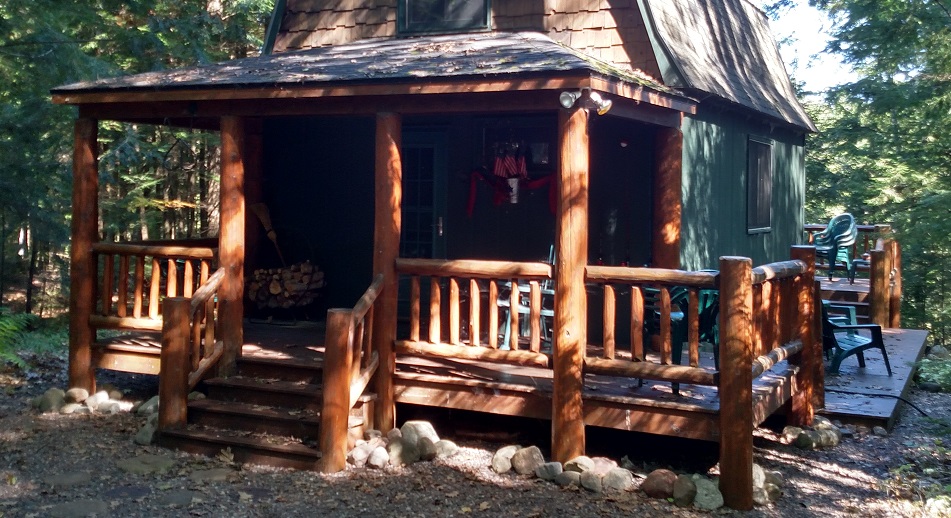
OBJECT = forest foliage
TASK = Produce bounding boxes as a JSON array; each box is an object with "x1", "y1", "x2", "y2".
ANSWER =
[{"x1": 0, "y1": 0, "x2": 947, "y2": 347}]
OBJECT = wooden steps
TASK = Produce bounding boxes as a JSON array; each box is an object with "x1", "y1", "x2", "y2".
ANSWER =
[{"x1": 158, "y1": 355, "x2": 373, "y2": 469}]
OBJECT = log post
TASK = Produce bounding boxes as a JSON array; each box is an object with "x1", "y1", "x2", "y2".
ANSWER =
[
  {"x1": 718, "y1": 256, "x2": 753, "y2": 510},
  {"x1": 372, "y1": 112, "x2": 401, "y2": 432},
  {"x1": 218, "y1": 116, "x2": 246, "y2": 376},
  {"x1": 319, "y1": 309, "x2": 353, "y2": 473},
  {"x1": 868, "y1": 249, "x2": 888, "y2": 327},
  {"x1": 159, "y1": 297, "x2": 190, "y2": 430},
  {"x1": 889, "y1": 240, "x2": 901, "y2": 328},
  {"x1": 552, "y1": 106, "x2": 588, "y2": 463},
  {"x1": 788, "y1": 246, "x2": 818, "y2": 426},
  {"x1": 68, "y1": 118, "x2": 99, "y2": 393},
  {"x1": 651, "y1": 128, "x2": 683, "y2": 268},
  {"x1": 812, "y1": 280, "x2": 825, "y2": 409}
]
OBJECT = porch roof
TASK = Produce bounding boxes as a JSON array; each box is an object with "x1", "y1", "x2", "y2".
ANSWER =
[{"x1": 51, "y1": 32, "x2": 694, "y2": 113}]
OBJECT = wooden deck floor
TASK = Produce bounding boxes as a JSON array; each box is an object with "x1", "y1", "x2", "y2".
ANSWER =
[{"x1": 238, "y1": 320, "x2": 929, "y2": 431}]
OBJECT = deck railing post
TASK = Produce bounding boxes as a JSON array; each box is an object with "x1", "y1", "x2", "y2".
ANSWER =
[
  {"x1": 159, "y1": 297, "x2": 190, "y2": 430},
  {"x1": 718, "y1": 256, "x2": 753, "y2": 510},
  {"x1": 812, "y1": 280, "x2": 825, "y2": 409},
  {"x1": 869, "y1": 249, "x2": 888, "y2": 327},
  {"x1": 788, "y1": 246, "x2": 818, "y2": 426},
  {"x1": 552, "y1": 106, "x2": 588, "y2": 463},
  {"x1": 371, "y1": 112, "x2": 401, "y2": 432},
  {"x1": 889, "y1": 239, "x2": 902, "y2": 328},
  {"x1": 68, "y1": 117, "x2": 99, "y2": 393},
  {"x1": 319, "y1": 309, "x2": 353, "y2": 473}
]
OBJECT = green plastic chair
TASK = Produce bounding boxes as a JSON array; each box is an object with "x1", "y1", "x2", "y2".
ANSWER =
[
  {"x1": 813, "y1": 213, "x2": 858, "y2": 281},
  {"x1": 820, "y1": 302, "x2": 892, "y2": 376}
]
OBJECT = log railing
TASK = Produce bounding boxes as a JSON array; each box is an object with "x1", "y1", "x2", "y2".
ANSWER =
[
  {"x1": 319, "y1": 274, "x2": 384, "y2": 472},
  {"x1": 583, "y1": 267, "x2": 719, "y2": 386},
  {"x1": 157, "y1": 267, "x2": 226, "y2": 431},
  {"x1": 394, "y1": 258, "x2": 553, "y2": 368},
  {"x1": 90, "y1": 241, "x2": 218, "y2": 332}
]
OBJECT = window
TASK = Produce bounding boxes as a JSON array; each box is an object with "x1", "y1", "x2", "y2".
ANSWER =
[
  {"x1": 747, "y1": 138, "x2": 773, "y2": 233},
  {"x1": 398, "y1": 0, "x2": 490, "y2": 34}
]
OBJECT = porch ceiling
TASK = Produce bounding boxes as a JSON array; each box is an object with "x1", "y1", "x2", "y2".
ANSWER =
[{"x1": 52, "y1": 32, "x2": 696, "y2": 124}]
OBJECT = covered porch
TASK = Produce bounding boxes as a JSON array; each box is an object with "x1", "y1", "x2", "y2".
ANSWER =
[{"x1": 55, "y1": 33, "x2": 871, "y2": 510}]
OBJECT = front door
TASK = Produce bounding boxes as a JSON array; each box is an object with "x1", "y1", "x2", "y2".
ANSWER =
[{"x1": 401, "y1": 130, "x2": 447, "y2": 259}]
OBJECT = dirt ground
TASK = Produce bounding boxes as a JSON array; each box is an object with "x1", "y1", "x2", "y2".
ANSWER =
[{"x1": 1, "y1": 353, "x2": 949, "y2": 517}]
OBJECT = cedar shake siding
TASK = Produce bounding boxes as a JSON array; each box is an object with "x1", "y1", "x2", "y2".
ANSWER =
[{"x1": 272, "y1": 0, "x2": 662, "y2": 79}]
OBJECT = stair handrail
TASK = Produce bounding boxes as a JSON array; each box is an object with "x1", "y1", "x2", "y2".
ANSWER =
[
  {"x1": 318, "y1": 273, "x2": 384, "y2": 473},
  {"x1": 157, "y1": 267, "x2": 226, "y2": 432}
]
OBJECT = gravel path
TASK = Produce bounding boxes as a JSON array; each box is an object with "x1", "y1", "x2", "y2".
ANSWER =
[{"x1": 0, "y1": 354, "x2": 947, "y2": 517}]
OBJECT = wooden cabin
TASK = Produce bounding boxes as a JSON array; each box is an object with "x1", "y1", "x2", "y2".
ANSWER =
[{"x1": 53, "y1": 0, "x2": 834, "y2": 509}]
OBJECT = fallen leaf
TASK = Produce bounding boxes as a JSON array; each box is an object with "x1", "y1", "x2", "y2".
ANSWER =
[
  {"x1": 478, "y1": 501, "x2": 490, "y2": 510},
  {"x1": 238, "y1": 491, "x2": 253, "y2": 502},
  {"x1": 460, "y1": 506, "x2": 472, "y2": 514},
  {"x1": 446, "y1": 490, "x2": 459, "y2": 498}
]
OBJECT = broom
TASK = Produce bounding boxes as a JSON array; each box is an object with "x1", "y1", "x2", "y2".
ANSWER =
[{"x1": 250, "y1": 202, "x2": 287, "y2": 267}]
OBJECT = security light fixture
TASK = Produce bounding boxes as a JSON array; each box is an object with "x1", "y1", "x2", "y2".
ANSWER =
[{"x1": 558, "y1": 88, "x2": 612, "y2": 115}]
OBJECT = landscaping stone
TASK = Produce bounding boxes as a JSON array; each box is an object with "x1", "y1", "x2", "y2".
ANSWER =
[
  {"x1": 400, "y1": 420, "x2": 439, "y2": 449},
  {"x1": 929, "y1": 345, "x2": 949, "y2": 359},
  {"x1": 48, "y1": 499, "x2": 109, "y2": 518},
  {"x1": 794, "y1": 430, "x2": 821, "y2": 449},
  {"x1": 590, "y1": 456, "x2": 618, "y2": 475},
  {"x1": 873, "y1": 426, "x2": 889, "y2": 437},
  {"x1": 782, "y1": 425, "x2": 803, "y2": 444},
  {"x1": 349, "y1": 443, "x2": 372, "y2": 467},
  {"x1": 580, "y1": 471, "x2": 603, "y2": 493},
  {"x1": 64, "y1": 387, "x2": 89, "y2": 404},
  {"x1": 765, "y1": 470, "x2": 783, "y2": 488},
  {"x1": 136, "y1": 395, "x2": 160, "y2": 416},
  {"x1": 672, "y1": 474, "x2": 697, "y2": 507},
  {"x1": 765, "y1": 482, "x2": 782, "y2": 502},
  {"x1": 38, "y1": 388, "x2": 65, "y2": 413},
  {"x1": 692, "y1": 475, "x2": 724, "y2": 510},
  {"x1": 117, "y1": 454, "x2": 176, "y2": 475},
  {"x1": 555, "y1": 470, "x2": 581, "y2": 487},
  {"x1": 418, "y1": 436, "x2": 438, "y2": 461},
  {"x1": 134, "y1": 414, "x2": 159, "y2": 445},
  {"x1": 364, "y1": 429, "x2": 383, "y2": 440},
  {"x1": 752, "y1": 463, "x2": 766, "y2": 488},
  {"x1": 367, "y1": 446, "x2": 389, "y2": 469},
  {"x1": 511, "y1": 446, "x2": 545, "y2": 475},
  {"x1": 919, "y1": 381, "x2": 942, "y2": 393},
  {"x1": 190, "y1": 468, "x2": 232, "y2": 482},
  {"x1": 387, "y1": 437, "x2": 420, "y2": 466},
  {"x1": 925, "y1": 495, "x2": 951, "y2": 517},
  {"x1": 640, "y1": 468, "x2": 677, "y2": 498},
  {"x1": 603, "y1": 467, "x2": 635, "y2": 492},
  {"x1": 753, "y1": 487, "x2": 770, "y2": 506},
  {"x1": 434, "y1": 439, "x2": 459, "y2": 458},
  {"x1": 564, "y1": 455, "x2": 595, "y2": 473},
  {"x1": 386, "y1": 428, "x2": 402, "y2": 442},
  {"x1": 813, "y1": 415, "x2": 834, "y2": 428},
  {"x1": 187, "y1": 391, "x2": 205, "y2": 401},
  {"x1": 44, "y1": 471, "x2": 91, "y2": 488},
  {"x1": 619, "y1": 455, "x2": 636, "y2": 471},
  {"x1": 817, "y1": 428, "x2": 842, "y2": 447},
  {"x1": 491, "y1": 445, "x2": 520, "y2": 474},
  {"x1": 59, "y1": 403, "x2": 84, "y2": 414},
  {"x1": 84, "y1": 390, "x2": 110, "y2": 410},
  {"x1": 535, "y1": 462, "x2": 563, "y2": 481},
  {"x1": 97, "y1": 400, "x2": 121, "y2": 414}
]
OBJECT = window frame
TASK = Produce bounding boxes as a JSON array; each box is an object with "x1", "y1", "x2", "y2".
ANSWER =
[
  {"x1": 746, "y1": 136, "x2": 773, "y2": 234},
  {"x1": 397, "y1": 0, "x2": 491, "y2": 35}
]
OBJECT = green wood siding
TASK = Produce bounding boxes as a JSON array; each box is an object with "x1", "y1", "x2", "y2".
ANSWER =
[{"x1": 680, "y1": 106, "x2": 806, "y2": 269}]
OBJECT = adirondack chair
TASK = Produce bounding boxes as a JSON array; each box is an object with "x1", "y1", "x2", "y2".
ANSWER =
[
  {"x1": 813, "y1": 213, "x2": 858, "y2": 281},
  {"x1": 821, "y1": 302, "x2": 893, "y2": 376}
]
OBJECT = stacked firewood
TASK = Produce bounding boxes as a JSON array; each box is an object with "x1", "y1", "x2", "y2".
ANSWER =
[{"x1": 247, "y1": 261, "x2": 325, "y2": 309}]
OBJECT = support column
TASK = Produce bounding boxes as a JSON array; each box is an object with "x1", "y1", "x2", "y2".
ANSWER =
[
  {"x1": 244, "y1": 118, "x2": 264, "y2": 289},
  {"x1": 869, "y1": 249, "x2": 888, "y2": 327},
  {"x1": 789, "y1": 245, "x2": 818, "y2": 426},
  {"x1": 552, "y1": 107, "x2": 588, "y2": 463},
  {"x1": 219, "y1": 116, "x2": 246, "y2": 376},
  {"x1": 372, "y1": 112, "x2": 402, "y2": 432},
  {"x1": 718, "y1": 256, "x2": 753, "y2": 511},
  {"x1": 651, "y1": 128, "x2": 683, "y2": 268},
  {"x1": 68, "y1": 118, "x2": 99, "y2": 392}
]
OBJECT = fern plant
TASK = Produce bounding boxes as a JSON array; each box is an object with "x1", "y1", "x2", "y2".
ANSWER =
[{"x1": 0, "y1": 312, "x2": 39, "y2": 368}]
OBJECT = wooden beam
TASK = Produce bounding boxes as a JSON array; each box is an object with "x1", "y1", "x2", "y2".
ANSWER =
[
  {"x1": 68, "y1": 118, "x2": 99, "y2": 393},
  {"x1": 651, "y1": 128, "x2": 682, "y2": 268},
  {"x1": 319, "y1": 309, "x2": 353, "y2": 473},
  {"x1": 218, "y1": 116, "x2": 246, "y2": 376},
  {"x1": 788, "y1": 246, "x2": 818, "y2": 427},
  {"x1": 372, "y1": 112, "x2": 402, "y2": 433},
  {"x1": 888, "y1": 240, "x2": 902, "y2": 328},
  {"x1": 869, "y1": 249, "x2": 888, "y2": 327},
  {"x1": 552, "y1": 106, "x2": 588, "y2": 463},
  {"x1": 396, "y1": 340, "x2": 550, "y2": 368},
  {"x1": 159, "y1": 297, "x2": 190, "y2": 430},
  {"x1": 243, "y1": 118, "x2": 264, "y2": 290},
  {"x1": 718, "y1": 256, "x2": 754, "y2": 511}
]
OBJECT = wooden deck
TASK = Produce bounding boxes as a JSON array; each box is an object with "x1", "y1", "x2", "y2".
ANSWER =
[{"x1": 93, "y1": 320, "x2": 927, "y2": 432}]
